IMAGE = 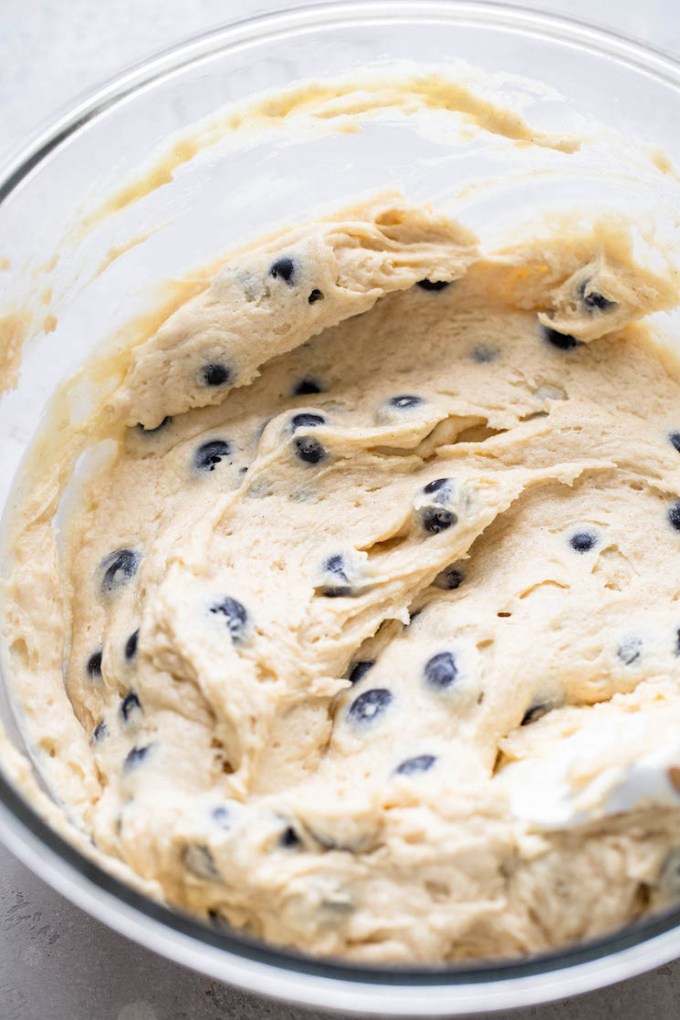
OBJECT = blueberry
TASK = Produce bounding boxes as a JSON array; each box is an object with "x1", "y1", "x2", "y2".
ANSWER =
[
  {"x1": 100, "y1": 549, "x2": 140, "y2": 595},
  {"x1": 676, "y1": 628, "x2": 680, "y2": 656},
  {"x1": 269, "y1": 257, "x2": 296, "y2": 285},
  {"x1": 669, "y1": 502, "x2": 680, "y2": 531},
  {"x1": 618, "y1": 638, "x2": 642, "y2": 666},
  {"x1": 424, "y1": 477, "x2": 451, "y2": 496},
  {"x1": 121, "y1": 691, "x2": 142, "y2": 722},
  {"x1": 347, "y1": 688, "x2": 394, "y2": 724},
  {"x1": 137, "y1": 416, "x2": 171, "y2": 434},
  {"x1": 308, "y1": 289, "x2": 324, "y2": 304},
  {"x1": 424, "y1": 651, "x2": 458, "y2": 689},
  {"x1": 325, "y1": 554, "x2": 347, "y2": 575},
  {"x1": 472, "y1": 345, "x2": 498, "y2": 364},
  {"x1": 289, "y1": 412, "x2": 327, "y2": 462},
  {"x1": 124, "y1": 745, "x2": 151, "y2": 771},
  {"x1": 194, "y1": 439, "x2": 231, "y2": 472},
  {"x1": 294, "y1": 435, "x2": 326, "y2": 465},
  {"x1": 209, "y1": 596, "x2": 248, "y2": 641},
  {"x1": 521, "y1": 703, "x2": 550, "y2": 725},
  {"x1": 125, "y1": 629, "x2": 139, "y2": 661},
  {"x1": 93, "y1": 721, "x2": 106, "y2": 741},
  {"x1": 417, "y1": 279, "x2": 450, "y2": 291},
  {"x1": 291, "y1": 412, "x2": 326, "y2": 430},
  {"x1": 395, "y1": 754, "x2": 436, "y2": 776},
  {"x1": 320, "y1": 554, "x2": 353, "y2": 597},
  {"x1": 542, "y1": 325, "x2": 582, "y2": 350},
  {"x1": 421, "y1": 508, "x2": 456, "y2": 534},
  {"x1": 201, "y1": 363, "x2": 231, "y2": 387},
  {"x1": 578, "y1": 280, "x2": 615, "y2": 313},
  {"x1": 211, "y1": 805, "x2": 231, "y2": 827},
  {"x1": 389, "y1": 395, "x2": 423, "y2": 409},
  {"x1": 293, "y1": 378, "x2": 324, "y2": 396},
  {"x1": 419, "y1": 478, "x2": 457, "y2": 533},
  {"x1": 348, "y1": 660, "x2": 374, "y2": 684},
  {"x1": 670, "y1": 432, "x2": 680, "y2": 454},
  {"x1": 280, "y1": 826, "x2": 302, "y2": 848},
  {"x1": 569, "y1": 531, "x2": 597, "y2": 553},
  {"x1": 434, "y1": 566, "x2": 464, "y2": 590},
  {"x1": 87, "y1": 650, "x2": 103, "y2": 678}
]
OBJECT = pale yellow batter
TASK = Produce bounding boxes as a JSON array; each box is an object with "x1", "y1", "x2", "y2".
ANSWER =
[{"x1": 5, "y1": 195, "x2": 680, "y2": 963}]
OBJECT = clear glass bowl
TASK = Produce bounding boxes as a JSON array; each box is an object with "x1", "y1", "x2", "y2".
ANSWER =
[{"x1": 2, "y1": 2, "x2": 680, "y2": 1013}]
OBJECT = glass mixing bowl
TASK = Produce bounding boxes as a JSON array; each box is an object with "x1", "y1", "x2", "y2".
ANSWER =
[{"x1": 3, "y1": 1, "x2": 680, "y2": 1013}]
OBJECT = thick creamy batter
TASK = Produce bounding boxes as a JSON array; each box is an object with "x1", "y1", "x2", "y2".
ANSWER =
[{"x1": 5, "y1": 194, "x2": 680, "y2": 963}]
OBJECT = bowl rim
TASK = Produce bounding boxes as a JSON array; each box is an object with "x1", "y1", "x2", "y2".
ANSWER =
[{"x1": 3, "y1": 1, "x2": 680, "y2": 1013}]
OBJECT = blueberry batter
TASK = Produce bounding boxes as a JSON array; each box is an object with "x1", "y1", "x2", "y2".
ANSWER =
[{"x1": 5, "y1": 197, "x2": 680, "y2": 962}]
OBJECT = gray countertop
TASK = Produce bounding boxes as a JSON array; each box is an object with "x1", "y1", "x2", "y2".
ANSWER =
[{"x1": 2, "y1": 1, "x2": 680, "y2": 1017}]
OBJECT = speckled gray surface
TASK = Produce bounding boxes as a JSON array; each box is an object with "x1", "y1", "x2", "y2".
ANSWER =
[{"x1": 3, "y1": 2, "x2": 680, "y2": 1017}]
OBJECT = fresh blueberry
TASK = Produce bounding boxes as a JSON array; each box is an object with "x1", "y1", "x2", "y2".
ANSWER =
[
  {"x1": 291, "y1": 412, "x2": 326, "y2": 430},
  {"x1": 93, "y1": 721, "x2": 106, "y2": 742},
  {"x1": 294, "y1": 435, "x2": 326, "y2": 465},
  {"x1": 618, "y1": 638, "x2": 642, "y2": 666},
  {"x1": 211, "y1": 805, "x2": 231, "y2": 827},
  {"x1": 424, "y1": 651, "x2": 458, "y2": 689},
  {"x1": 395, "y1": 754, "x2": 437, "y2": 776},
  {"x1": 676, "y1": 628, "x2": 680, "y2": 656},
  {"x1": 418, "y1": 479, "x2": 457, "y2": 533},
  {"x1": 125, "y1": 629, "x2": 139, "y2": 661},
  {"x1": 389, "y1": 395, "x2": 423, "y2": 409},
  {"x1": 670, "y1": 502, "x2": 680, "y2": 531},
  {"x1": 194, "y1": 439, "x2": 231, "y2": 472},
  {"x1": 100, "y1": 549, "x2": 140, "y2": 595},
  {"x1": 136, "y1": 416, "x2": 171, "y2": 434},
  {"x1": 669, "y1": 432, "x2": 680, "y2": 454},
  {"x1": 280, "y1": 825, "x2": 302, "y2": 848},
  {"x1": 326, "y1": 554, "x2": 346, "y2": 579},
  {"x1": 569, "y1": 531, "x2": 597, "y2": 553},
  {"x1": 348, "y1": 660, "x2": 374, "y2": 684},
  {"x1": 121, "y1": 692, "x2": 142, "y2": 722},
  {"x1": 434, "y1": 566, "x2": 464, "y2": 590},
  {"x1": 578, "y1": 280, "x2": 615, "y2": 313},
  {"x1": 269, "y1": 256, "x2": 296, "y2": 285},
  {"x1": 542, "y1": 325, "x2": 582, "y2": 350},
  {"x1": 421, "y1": 508, "x2": 456, "y2": 534},
  {"x1": 417, "y1": 279, "x2": 450, "y2": 291},
  {"x1": 124, "y1": 745, "x2": 151, "y2": 771},
  {"x1": 325, "y1": 554, "x2": 347, "y2": 575},
  {"x1": 209, "y1": 597, "x2": 248, "y2": 641},
  {"x1": 320, "y1": 554, "x2": 352, "y2": 597},
  {"x1": 308, "y1": 289, "x2": 324, "y2": 304},
  {"x1": 293, "y1": 378, "x2": 325, "y2": 396},
  {"x1": 200, "y1": 363, "x2": 231, "y2": 387},
  {"x1": 521, "y1": 703, "x2": 550, "y2": 725},
  {"x1": 87, "y1": 650, "x2": 103, "y2": 678},
  {"x1": 347, "y1": 687, "x2": 393, "y2": 724},
  {"x1": 472, "y1": 345, "x2": 498, "y2": 364},
  {"x1": 424, "y1": 477, "x2": 451, "y2": 496}
]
